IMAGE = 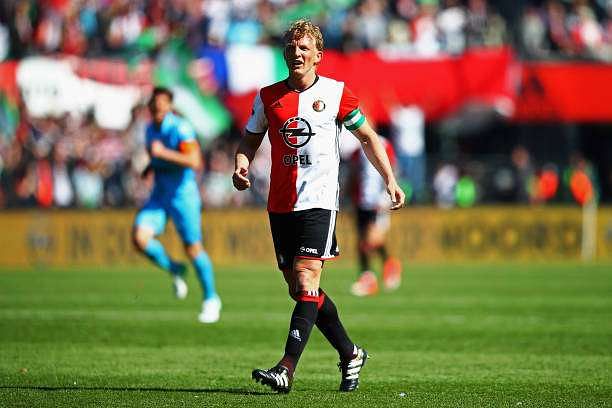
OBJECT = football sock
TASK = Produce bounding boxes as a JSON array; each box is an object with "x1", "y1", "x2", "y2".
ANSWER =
[
  {"x1": 143, "y1": 239, "x2": 173, "y2": 273},
  {"x1": 315, "y1": 289, "x2": 355, "y2": 361},
  {"x1": 192, "y1": 250, "x2": 217, "y2": 300},
  {"x1": 358, "y1": 248, "x2": 370, "y2": 272},
  {"x1": 279, "y1": 291, "x2": 319, "y2": 375},
  {"x1": 378, "y1": 245, "x2": 389, "y2": 261}
]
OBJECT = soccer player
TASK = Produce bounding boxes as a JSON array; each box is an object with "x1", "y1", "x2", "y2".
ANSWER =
[
  {"x1": 349, "y1": 137, "x2": 402, "y2": 296},
  {"x1": 232, "y1": 20, "x2": 405, "y2": 393},
  {"x1": 132, "y1": 87, "x2": 221, "y2": 324}
]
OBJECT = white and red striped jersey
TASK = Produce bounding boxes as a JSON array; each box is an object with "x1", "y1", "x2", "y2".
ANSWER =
[
  {"x1": 246, "y1": 75, "x2": 365, "y2": 213},
  {"x1": 350, "y1": 137, "x2": 396, "y2": 211}
]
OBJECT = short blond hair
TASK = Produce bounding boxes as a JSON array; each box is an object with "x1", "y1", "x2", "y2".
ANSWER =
[{"x1": 283, "y1": 19, "x2": 324, "y2": 51}]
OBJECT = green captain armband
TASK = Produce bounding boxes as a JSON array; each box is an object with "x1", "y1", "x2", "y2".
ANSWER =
[{"x1": 343, "y1": 108, "x2": 366, "y2": 131}]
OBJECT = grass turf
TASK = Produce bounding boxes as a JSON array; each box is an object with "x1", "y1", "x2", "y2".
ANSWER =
[{"x1": 0, "y1": 262, "x2": 611, "y2": 407}]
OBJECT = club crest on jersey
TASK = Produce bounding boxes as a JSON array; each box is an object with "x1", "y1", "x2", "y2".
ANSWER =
[
  {"x1": 279, "y1": 117, "x2": 315, "y2": 148},
  {"x1": 312, "y1": 99, "x2": 325, "y2": 112}
]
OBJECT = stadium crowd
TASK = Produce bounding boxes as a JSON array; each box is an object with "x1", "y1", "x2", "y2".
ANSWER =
[
  {"x1": 1, "y1": 0, "x2": 611, "y2": 59},
  {"x1": 0, "y1": 0, "x2": 608, "y2": 209}
]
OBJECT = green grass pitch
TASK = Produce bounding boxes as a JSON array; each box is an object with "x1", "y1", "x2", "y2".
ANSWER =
[{"x1": 0, "y1": 262, "x2": 611, "y2": 407}]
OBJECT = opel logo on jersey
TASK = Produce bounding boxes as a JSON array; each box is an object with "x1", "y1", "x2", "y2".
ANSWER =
[
  {"x1": 279, "y1": 117, "x2": 315, "y2": 148},
  {"x1": 312, "y1": 100, "x2": 325, "y2": 112}
]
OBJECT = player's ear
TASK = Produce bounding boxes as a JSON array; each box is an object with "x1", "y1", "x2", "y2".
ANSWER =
[{"x1": 314, "y1": 50, "x2": 322, "y2": 65}]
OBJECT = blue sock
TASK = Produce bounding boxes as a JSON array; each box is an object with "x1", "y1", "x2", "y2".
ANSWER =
[
  {"x1": 144, "y1": 239, "x2": 173, "y2": 274},
  {"x1": 192, "y1": 251, "x2": 217, "y2": 300}
]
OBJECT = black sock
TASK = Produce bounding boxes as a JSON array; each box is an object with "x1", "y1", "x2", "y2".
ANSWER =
[
  {"x1": 315, "y1": 290, "x2": 355, "y2": 361},
  {"x1": 358, "y1": 248, "x2": 370, "y2": 272},
  {"x1": 378, "y1": 245, "x2": 388, "y2": 261},
  {"x1": 279, "y1": 293, "x2": 319, "y2": 375}
]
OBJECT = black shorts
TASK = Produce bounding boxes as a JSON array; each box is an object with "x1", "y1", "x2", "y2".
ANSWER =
[
  {"x1": 356, "y1": 209, "x2": 377, "y2": 234},
  {"x1": 269, "y1": 208, "x2": 339, "y2": 270},
  {"x1": 356, "y1": 208, "x2": 390, "y2": 235}
]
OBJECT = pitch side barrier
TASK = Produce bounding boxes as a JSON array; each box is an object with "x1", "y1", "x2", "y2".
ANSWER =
[{"x1": 0, "y1": 207, "x2": 610, "y2": 267}]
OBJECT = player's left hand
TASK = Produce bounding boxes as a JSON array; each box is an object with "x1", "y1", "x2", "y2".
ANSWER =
[
  {"x1": 232, "y1": 166, "x2": 251, "y2": 191},
  {"x1": 387, "y1": 181, "x2": 405, "y2": 210},
  {"x1": 150, "y1": 140, "x2": 166, "y2": 158}
]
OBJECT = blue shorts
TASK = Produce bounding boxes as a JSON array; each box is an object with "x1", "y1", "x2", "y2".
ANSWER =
[{"x1": 134, "y1": 194, "x2": 202, "y2": 245}]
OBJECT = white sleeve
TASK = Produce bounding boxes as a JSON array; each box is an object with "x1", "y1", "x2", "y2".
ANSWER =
[{"x1": 245, "y1": 91, "x2": 268, "y2": 134}]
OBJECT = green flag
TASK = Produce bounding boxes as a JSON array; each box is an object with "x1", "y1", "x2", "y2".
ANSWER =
[{"x1": 154, "y1": 38, "x2": 231, "y2": 144}]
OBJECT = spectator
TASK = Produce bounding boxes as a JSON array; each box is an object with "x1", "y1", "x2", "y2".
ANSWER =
[
  {"x1": 569, "y1": 4, "x2": 604, "y2": 59},
  {"x1": 433, "y1": 162, "x2": 459, "y2": 208},
  {"x1": 437, "y1": 0, "x2": 466, "y2": 54},
  {"x1": 51, "y1": 139, "x2": 74, "y2": 207},
  {"x1": 510, "y1": 145, "x2": 535, "y2": 203},
  {"x1": 412, "y1": 0, "x2": 441, "y2": 56},
  {"x1": 354, "y1": 0, "x2": 389, "y2": 50},
  {"x1": 521, "y1": 5, "x2": 547, "y2": 57}
]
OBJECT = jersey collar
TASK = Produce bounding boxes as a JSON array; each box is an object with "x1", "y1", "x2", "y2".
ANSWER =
[{"x1": 284, "y1": 75, "x2": 319, "y2": 93}]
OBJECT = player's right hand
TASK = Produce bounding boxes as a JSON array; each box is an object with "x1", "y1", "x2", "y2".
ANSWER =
[
  {"x1": 232, "y1": 167, "x2": 251, "y2": 191},
  {"x1": 387, "y1": 181, "x2": 405, "y2": 210}
]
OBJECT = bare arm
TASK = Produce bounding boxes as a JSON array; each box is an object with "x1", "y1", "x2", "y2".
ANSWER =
[
  {"x1": 350, "y1": 120, "x2": 405, "y2": 210},
  {"x1": 233, "y1": 130, "x2": 266, "y2": 191},
  {"x1": 150, "y1": 140, "x2": 202, "y2": 169}
]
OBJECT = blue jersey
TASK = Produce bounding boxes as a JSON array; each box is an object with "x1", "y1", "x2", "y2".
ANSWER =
[{"x1": 146, "y1": 112, "x2": 199, "y2": 200}]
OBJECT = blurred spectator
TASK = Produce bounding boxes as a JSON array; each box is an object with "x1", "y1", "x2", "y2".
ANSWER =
[
  {"x1": 61, "y1": 3, "x2": 87, "y2": 55},
  {"x1": 52, "y1": 138, "x2": 74, "y2": 207},
  {"x1": 390, "y1": 105, "x2": 427, "y2": 203},
  {"x1": 201, "y1": 147, "x2": 235, "y2": 207},
  {"x1": 535, "y1": 163, "x2": 559, "y2": 202},
  {"x1": 106, "y1": 1, "x2": 146, "y2": 51},
  {"x1": 521, "y1": 5, "x2": 547, "y2": 57},
  {"x1": 569, "y1": 4, "x2": 604, "y2": 58},
  {"x1": 455, "y1": 173, "x2": 477, "y2": 207},
  {"x1": 510, "y1": 145, "x2": 535, "y2": 203},
  {"x1": 433, "y1": 162, "x2": 458, "y2": 208},
  {"x1": 11, "y1": 0, "x2": 37, "y2": 57},
  {"x1": 35, "y1": 7, "x2": 63, "y2": 53},
  {"x1": 565, "y1": 151, "x2": 599, "y2": 205},
  {"x1": 72, "y1": 159, "x2": 104, "y2": 208},
  {"x1": 354, "y1": 0, "x2": 389, "y2": 50},
  {"x1": 412, "y1": 0, "x2": 441, "y2": 56},
  {"x1": 437, "y1": 0, "x2": 466, "y2": 54},
  {"x1": 226, "y1": 0, "x2": 263, "y2": 45},
  {"x1": 546, "y1": 0, "x2": 574, "y2": 56}
]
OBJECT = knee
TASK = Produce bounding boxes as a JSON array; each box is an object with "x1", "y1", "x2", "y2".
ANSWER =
[
  {"x1": 360, "y1": 234, "x2": 382, "y2": 252},
  {"x1": 132, "y1": 228, "x2": 150, "y2": 252},
  {"x1": 293, "y1": 261, "x2": 322, "y2": 292},
  {"x1": 185, "y1": 242, "x2": 203, "y2": 259}
]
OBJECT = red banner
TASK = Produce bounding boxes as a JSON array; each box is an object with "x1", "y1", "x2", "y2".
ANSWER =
[
  {"x1": 225, "y1": 47, "x2": 518, "y2": 128},
  {"x1": 318, "y1": 47, "x2": 517, "y2": 123},
  {"x1": 514, "y1": 62, "x2": 612, "y2": 123}
]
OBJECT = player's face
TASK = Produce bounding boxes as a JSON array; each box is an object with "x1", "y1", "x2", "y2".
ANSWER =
[
  {"x1": 284, "y1": 34, "x2": 322, "y2": 79},
  {"x1": 149, "y1": 94, "x2": 172, "y2": 125}
]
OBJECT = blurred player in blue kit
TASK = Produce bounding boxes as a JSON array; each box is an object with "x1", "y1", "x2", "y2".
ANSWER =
[{"x1": 132, "y1": 87, "x2": 221, "y2": 323}]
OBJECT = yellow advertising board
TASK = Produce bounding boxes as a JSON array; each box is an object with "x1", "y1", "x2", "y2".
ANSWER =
[{"x1": 0, "y1": 207, "x2": 610, "y2": 267}]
